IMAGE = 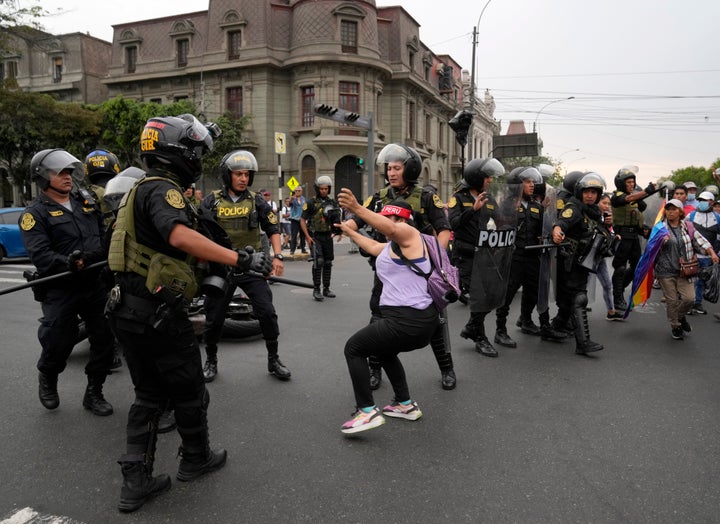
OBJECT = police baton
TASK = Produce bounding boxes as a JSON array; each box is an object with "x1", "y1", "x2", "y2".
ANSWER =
[
  {"x1": 524, "y1": 242, "x2": 570, "y2": 251},
  {"x1": 247, "y1": 271, "x2": 315, "y2": 289},
  {"x1": 0, "y1": 260, "x2": 108, "y2": 297}
]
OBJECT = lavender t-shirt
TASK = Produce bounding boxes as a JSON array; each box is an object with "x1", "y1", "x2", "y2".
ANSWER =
[{"x1": 375, "y1": 242, "x2": 433, "y2": 309}]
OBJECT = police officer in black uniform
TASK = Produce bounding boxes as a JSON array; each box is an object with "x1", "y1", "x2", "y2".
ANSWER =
[
  {"x1": 551, "y1": 172, "x2": 608, "y2": 355},
  {"x1": 610, "y1": 166, "x2": 657, "y2": 310},
  {"x1": 107, "y1": 115, "x2": 271, "y2": 512},
  {"x1": 301, "y1": 175, "x2": 340, "y2": 301},
  {"x1": 345, "y1": 143, "x2": 456, "y2": 390},
  {"x1": 19, "y1": 148, "x2": 115, "y2": 416},
  {"x1": 200, "y1": 150, "x2": 290, "y2": 383},
  {"x1": 84, "y1": 149, "x2": 122, "y2": 228},
  {"x1": 494, "y1": 167, "x2": 545, "y2": 347}
]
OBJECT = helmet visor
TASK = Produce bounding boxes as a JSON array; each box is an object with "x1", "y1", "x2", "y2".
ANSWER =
[
  {"x1": 482, "y1": 158, "x2": 505, "y2": 178},
  {"x1": 377, "y1": 144, "x2": 412, "y2": 167},
  {"x1": 179, "y1": 114, "x2": 214, "y2": 152}
]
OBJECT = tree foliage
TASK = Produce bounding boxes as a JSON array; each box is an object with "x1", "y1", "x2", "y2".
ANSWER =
[{"x1": 0, "y1": 0, "x2": 47, "y2": 54}]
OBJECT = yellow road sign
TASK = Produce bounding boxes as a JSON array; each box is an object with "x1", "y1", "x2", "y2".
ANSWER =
[{"x1": 287, "y1": 176, "x2": 299, "y2": 191}]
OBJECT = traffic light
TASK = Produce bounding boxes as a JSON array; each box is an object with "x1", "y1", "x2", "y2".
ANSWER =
[
  {"x1": 356, "y1": 157, "x2": 365, "y2": 173},
  {"x1": 313, "y1": 104, "x2": 371, "y2": 129},
  {"x1": 449, "y1": 110, "x2": 473, "y2": 148}
]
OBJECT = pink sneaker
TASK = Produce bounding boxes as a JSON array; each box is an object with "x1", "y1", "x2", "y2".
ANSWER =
[
  {"x1": 340, "y1": 407, "x2": 385, "y2": 435},
  {"x1": 382, "y1": 400, "x2": 422, "y2": 421}
]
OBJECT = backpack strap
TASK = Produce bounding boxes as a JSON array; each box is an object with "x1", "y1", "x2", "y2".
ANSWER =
[{"x1": 390, "y1": 237, "x2": 432, "y2": 280}]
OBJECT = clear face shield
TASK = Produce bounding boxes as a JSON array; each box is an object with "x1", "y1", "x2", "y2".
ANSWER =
[{"x1": 42, "y1": 150, "x2": 84, "y2": 186}]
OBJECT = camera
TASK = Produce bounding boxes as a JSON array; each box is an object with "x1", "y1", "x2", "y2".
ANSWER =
[{"x1": 322, "y1": 202, "x2": 342, "y2": 234}]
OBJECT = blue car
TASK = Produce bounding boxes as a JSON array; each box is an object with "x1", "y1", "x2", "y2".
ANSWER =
[{"x1": 0, "y1": 207, "x2": 27, "y2": 261}]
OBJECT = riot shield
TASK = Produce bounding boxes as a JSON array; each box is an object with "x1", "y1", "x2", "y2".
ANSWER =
[
  {"x1": 469, "y1": 181, "x2": 520, "y2": 313},
  {"x1": 536, "y1": 184, "x2": 557, "y2": 316}
]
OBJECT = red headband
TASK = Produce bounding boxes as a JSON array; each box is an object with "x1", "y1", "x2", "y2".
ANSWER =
[{"x1": 379, "y1": 205, "x2": 412, "y2": 220}]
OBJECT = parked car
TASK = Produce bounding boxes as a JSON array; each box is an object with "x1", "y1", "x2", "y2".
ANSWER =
[{"x1": 0, "y1": 207, "x2": 27, "y2": 261}]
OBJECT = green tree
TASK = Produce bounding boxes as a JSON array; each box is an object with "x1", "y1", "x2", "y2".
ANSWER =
[
  {"x1": 671, "y1": 165, "x2": 714, "y2": 190},
  {"x1": 0, "y1": 0, "x2": 47, "y2": 55},
  {"x1": 200, "y1": 112, "x2": 252, "y2": 190}
]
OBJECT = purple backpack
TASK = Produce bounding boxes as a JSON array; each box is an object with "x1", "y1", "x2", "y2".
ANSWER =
[{"x1": 391, "y1": 233, "x2": 460, "y2": 310}]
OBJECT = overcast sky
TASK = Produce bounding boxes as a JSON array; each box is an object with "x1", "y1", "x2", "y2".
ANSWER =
[{"x1": 35, "y1": 0, "x2": 720, "y2": 186}]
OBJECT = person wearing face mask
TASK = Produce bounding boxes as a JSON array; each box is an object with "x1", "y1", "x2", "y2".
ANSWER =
[
  {"x1": 684, "y1": 181, "x2": 699, "y2": 209},
  {"x1": 686, "y1": 191, "x2": 720, "y2": 315}
]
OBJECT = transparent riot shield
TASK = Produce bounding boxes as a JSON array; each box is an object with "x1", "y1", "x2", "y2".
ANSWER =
[
  {"x1": 469, "y1": 181, "x2": 520, "y2": 313},
  {"x1": 536, "y1": 184, "x2": 558, "y2": 316}
]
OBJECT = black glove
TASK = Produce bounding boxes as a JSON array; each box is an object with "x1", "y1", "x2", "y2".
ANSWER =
[
  {"x1": 235, "y1": 248, "x2": 272, "y2": 276},
  {"x1": 67, "y1": 250, "x2": 84, "y2": 272},
  {"x1": 644, "y1": 182, "x2": 657, "y2": 196}
]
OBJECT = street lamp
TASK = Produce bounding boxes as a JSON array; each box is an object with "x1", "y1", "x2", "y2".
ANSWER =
[
  {"x1": 533, "y1": 96, "x2": 575, "y2": 133},
  {"x1": 558, "y1": 148, "x2": 580, "y2": 160},
  {"x1": 468, "y1": 0, "x2": 493, "y2": 158}
]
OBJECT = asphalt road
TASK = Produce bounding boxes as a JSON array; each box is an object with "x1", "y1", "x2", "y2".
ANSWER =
[{"x1": 1, "y1": 249, "x2": 719, "y2": 523}]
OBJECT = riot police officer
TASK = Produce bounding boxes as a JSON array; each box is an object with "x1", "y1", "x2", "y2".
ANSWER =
[
  {"x1": 20, "y1": 148, "x2": 115, "y2": 416},
  {"x1": 107, "y1": 115, "x2": 270, "y2": 512},
  {"x1": 551, "y1": 172, "x2": 609, "y2": 354},
  {"x1": 301, "y1": 175, "x2": 340, "y2": 300},
  {"x1": 493, "y1": 167, "x2": 545, "y2": 347},
  {"x1": 84, "y1": 149, "x2": 122, "y2": 229},
  {"x1": 200, "y1": 150, "x2": 290, "y2": 383},
  {"x1": 611, "y1": 166, "x2": 657, "y2": 310},
  {"x1": 344, "y1": 143, "x2": 456, "y2": 390}
]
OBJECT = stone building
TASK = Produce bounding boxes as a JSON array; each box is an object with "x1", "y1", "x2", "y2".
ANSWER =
[{"x1": 104, "y1": 0, "x2": 499, "y2": 199}]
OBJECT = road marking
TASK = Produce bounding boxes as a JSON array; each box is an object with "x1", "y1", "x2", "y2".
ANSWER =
[
  {"x1": 1, "y1": 507, "x2": 86, "y2": 523},
  {"x1": 0, "y1": 278, "x2": 25, "y2": 283}
]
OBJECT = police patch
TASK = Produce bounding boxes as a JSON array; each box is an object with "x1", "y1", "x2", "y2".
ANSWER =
[
  {"x1": 302, "y1": 203, "x2": 307, "y2": 211},
  {"x1": 165, "y1": 189, "x2": 186, "y2": 209},
  {"x1": 268, "y1": 212, "x2": 279, "y2": 225},
  {"x1": 562, "y1": 208, "x2": 573, "y2": 219},
  {"x1": 49, "y1": 210, "x2": 64, "y2": 217},
  {"x1": 20, "y1": 212, "x2": 35, "y2": 231},
  {"x1": 557, "y1": 199, "x2": 565, "y2": 210},
  {"x1": 448, "y1": 196, "x2": 457, "y2": 208},
  {"x1": 432, "y1": 194, "x2": 444, "y2": 209},
  {"x1": 363, "y1": 196, "x2": 373, "y2": 208}
]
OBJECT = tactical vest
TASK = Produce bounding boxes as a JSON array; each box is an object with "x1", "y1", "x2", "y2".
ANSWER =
[
  {"x1": 379, "y1": 185, "x2": 430, "y2": 233},
  {"x1": 613, "y1": 190, "x2": 643, "y2": 228},
  {"x1": 108, "y1": 176, "x2": 198, "y2": 299},
  {"x1": 309, "y1": 197, "x2": 332, "y2": 233},
  {"x1": 212, "y1": 190, "x2": 262, "y2": 250}
]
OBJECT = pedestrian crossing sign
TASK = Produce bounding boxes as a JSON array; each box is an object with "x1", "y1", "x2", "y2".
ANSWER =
[{"x1": 287, "y1": 176, "x2": 299, "y2": 191}]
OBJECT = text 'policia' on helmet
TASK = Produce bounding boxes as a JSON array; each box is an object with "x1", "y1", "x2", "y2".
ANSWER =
[
  {"x1": 614, "y1": 164, "x2": 639, "y2": 191},
  {"x1": 103, "y1": 166, "x2": 146, "y2": 212},
  {"x1": 220, "y1": 150, "x2": 258, "y2": 188},
  {"x1": 574, "y1": 172, "x2": 605, "y2": 203},
  {"x1": 84, "y1": 149, "x2": 121, "y2": 185},
  {"x1": 377, "y1": 143, "x2": 422, "y2": 182},
  {"x1": 462, "y1": 158, "x2": 504, "y2": 190},
  {"x1": 30, "y1": 148, "x2": 84, "y2": 191},
  {"x1": 314, "y1": 175, "x2": 332, "y2": 195},
  {"x1": 140, "y1": 113, "x2": 218, "y2": 187}
]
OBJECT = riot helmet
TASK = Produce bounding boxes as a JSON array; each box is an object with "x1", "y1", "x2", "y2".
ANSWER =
[
  {"x1": 84, "y1": 149, "x2": 121, "y2": 187},
  {"x1": 575, "y1": 172, "x2": 605, "y2": 203},
  {"x1": 507, "y1": 166, "x2": 542, "y2": 199},
  {"x1": 614, "y1": 165, "x2": 639, "y2": 191},
  {"x1": 139, "y1": 114, "x2": 218, "y2": 188},
  {"x1": 562, "y1": 171, "x2": 585, "y2": 194},
  {"x1": 220, "y1": 150, "x2": 258, "y2": 188},
  {"x1": 103, "y1": 166, "x2": 146, "y2": 213},
  {"x1": 30, "y1": 148, "x2": 83, "y2": 192},
  {"x1": 462, "y1": 158, "x2": 505, "y2": 190},
  {"x1": 314, "y1": 175, "x2": 332, "y2": 196},
  {"x1": 377, "y1": 143, "x2": 422, "y2": 183}
]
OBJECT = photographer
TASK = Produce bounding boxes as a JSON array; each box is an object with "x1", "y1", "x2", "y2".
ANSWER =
[{"x1": 301, "y1": 175, "x2": 340, "y2": 300}]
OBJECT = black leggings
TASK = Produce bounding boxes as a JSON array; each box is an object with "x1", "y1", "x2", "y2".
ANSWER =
[{"x1": 345, "y1": 305, "x2": 439, "y2": 409}]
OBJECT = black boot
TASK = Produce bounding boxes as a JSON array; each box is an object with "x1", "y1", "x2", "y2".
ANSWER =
[
  {"x1": 203, "y1": 351, "x2": 218, "y2": 383},
  {"x1": 441, "y1": 369, "x2": 457, "y2": 390},
  {"x1": 430, "y1": 324, "x2": 456, "y2": 390},
  {"x1": 313, "y1": 288, "x2": 324, "y2": 301},
  {"x1": 323, "y1": 287, "x2": 336, "y2": 298},
  {"x1": 118, "y1": 460, "x2": 171, "y2": 513},
  {"x1": 266, "y1": 340, "x2": 291, "y2": 380},
  {"x1": 494, "y1": 329, "x2": 517, "y2": 348},
  {"x1": 369, "y1": 367, "x2": 382, "y2": 390},
  {"x1": 38, "y1": 371, "x2": 59, "y2": 410},
  {"x1": 322, "y1": 265, "x2": 335, "y2": 297},
  {"x1": 176, "y1": 446, "x2": 227, "y2": 482},
  {"x1": 83, "y1": 375, "x2": 113, "y2": 416},
  {"x1": 573, "y1": 305, "x2": 604, "y2": 355}
]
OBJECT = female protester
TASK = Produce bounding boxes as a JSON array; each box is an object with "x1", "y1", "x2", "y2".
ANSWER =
[
  {"x1": 652, "y1": 199, "x2": 718, "y2": 340},
  {"x1": 596, "y1": 193, "x2": 623, "y2": 320},
  {"x1": 335, "y1": 189, "x2": 440, "y2": 435}
]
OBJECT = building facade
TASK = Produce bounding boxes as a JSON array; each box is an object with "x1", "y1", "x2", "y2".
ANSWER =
[{"x1": 104, "y1": 0, "x2": 499, "y2": 200}]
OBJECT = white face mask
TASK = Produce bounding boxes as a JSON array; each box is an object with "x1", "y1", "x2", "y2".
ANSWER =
[
  {"x1": 688, "y1": 192, "x2": 696, "y2": 201},
  {"x1": 697, "y1": 201, "x2": 710, "y2": 212}
]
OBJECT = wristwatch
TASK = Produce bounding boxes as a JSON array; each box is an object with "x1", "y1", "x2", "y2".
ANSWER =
[{"x1": 274, "y1": 254, "x2": 284, "y2": 261}]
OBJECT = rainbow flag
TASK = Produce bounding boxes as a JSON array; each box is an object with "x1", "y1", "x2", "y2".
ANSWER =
[{"x1": 623, "y1": 221, "x2": 669, "y2": 319}]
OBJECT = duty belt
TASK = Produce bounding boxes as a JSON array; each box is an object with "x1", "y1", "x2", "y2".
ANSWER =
[{"x1": 616, "y1": 226, "x2": 639, "y2": 236}]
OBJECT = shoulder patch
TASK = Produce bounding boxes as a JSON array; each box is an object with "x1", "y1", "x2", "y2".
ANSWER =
[
  {"x1": 268, "y1": 212, "x2": 279, "y2": 225},
  {"x1": 557, "y1": 198, "x2": 565, "y2": 210},
  {"x1": 165, "y1": 189, "x2": 186, "y2": 209},
  {"x1": 20, "y1": 212, "x2": 36, "y2": 231},
  {"x1": 432, "y1": 194, "x2": 444, "y2": 209},
  {"x1": 562, "y1": 208, "x2": 574, "y2": 219},
  {"x1": 302, "y1": 202, "x2": 308, "y2": 211},
  {"x1": 363, "y1": 196, "x2": 374, "y2": 208},
  {"x1": 448, "y1": 196, "x2": 457, "y2": 208}
]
